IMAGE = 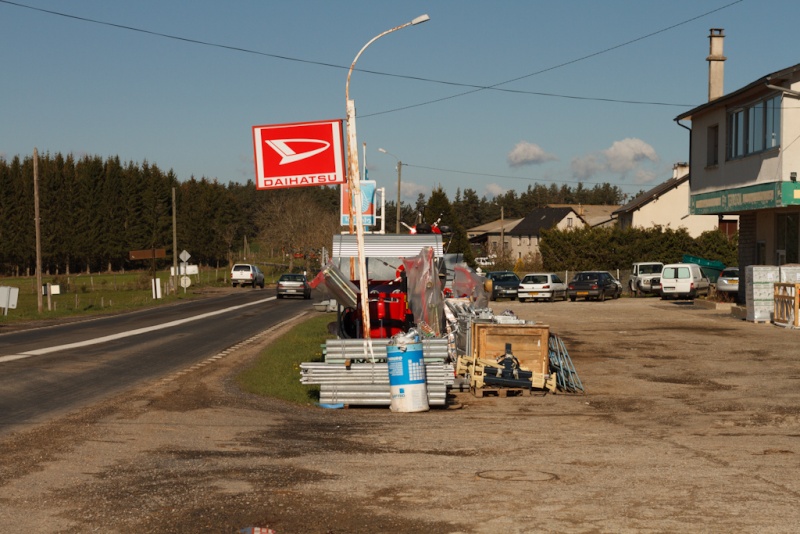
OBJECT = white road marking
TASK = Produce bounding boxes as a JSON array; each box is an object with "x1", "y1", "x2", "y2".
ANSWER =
[{"x1": 1, "y1": 295, "x2": 277, "y2": 363}]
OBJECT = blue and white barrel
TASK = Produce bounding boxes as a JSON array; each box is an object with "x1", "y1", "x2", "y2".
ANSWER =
[{"x1": 386, "y1": 342, "x2": 429, "y2": 412}]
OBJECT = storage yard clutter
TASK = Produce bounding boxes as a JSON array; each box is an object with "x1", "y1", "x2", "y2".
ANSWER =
[{"x1": 303, "y1": 233, "x2": 583, "y2": 406}]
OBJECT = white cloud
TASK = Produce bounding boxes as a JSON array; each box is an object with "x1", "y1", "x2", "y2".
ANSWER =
[
  {"x1": 633, "y1": 168, "x2": 658, "y2": 185},
  {"x1": 484, "y1": 183, "x2": 506, "y2": 198},
  {"x1": 570, "y1": 138, "x2": 659, "y2": 183},
  {"x1": 507, "y1": 141, "x2": 557, "y2": 168},
  {"x1": 570, "y1": 153, "x2": 604, "y2": 181},
  {"x1": 604, "y1": 138, "x2": 658, "y2": 173},
  {"x1": 400, "y1": 181, "x2": 429, "y2": 202}
]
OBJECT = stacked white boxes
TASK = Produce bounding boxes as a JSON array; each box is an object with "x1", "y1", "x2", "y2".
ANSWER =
[
  {"x1": 746, "y1": 265, "x2": 779, "y2": 322},
  {"x1": 779, "y1": 265, "x2": 800, "y2": 284}
]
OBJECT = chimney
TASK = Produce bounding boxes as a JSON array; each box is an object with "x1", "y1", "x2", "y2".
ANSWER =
[
  {"x1": 707, "y1": 28, "x2": 726, "y2": 101},
  {"x1": 673, "y1": 162, "x2": 689, "y2": 180}
]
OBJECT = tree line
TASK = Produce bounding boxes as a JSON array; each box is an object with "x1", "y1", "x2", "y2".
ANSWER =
[{"x1": 0, "y1": 152, "x2": 626, "y2": 276}]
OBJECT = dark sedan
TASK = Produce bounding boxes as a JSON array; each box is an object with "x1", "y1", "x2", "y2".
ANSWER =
[
  {"x1": 485, "y1": 271, "x2": 520, "y2": 301},
  {"x1": 568, "y1": 271, "x2": 622, "y2": 302}
]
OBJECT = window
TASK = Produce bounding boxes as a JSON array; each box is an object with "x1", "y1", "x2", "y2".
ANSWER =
[
  {"x1": 748, "y1": 105, "x2": 764, "y2": 153},
  {"x1": 567, "y1": 217, "x2": 573, "y2": 228},
  {"x1": 727, "y1": 94, "x2": 781, "y2": 160},
  {"x1": 707, "y1": 124, "x2": 719, "y2": 166},
  {"x1": 766, "y1": 95, "x2": 781, "y2": 148},
  {"x1": 777, "y1": 213, "x2": 799, "y2": 264}
]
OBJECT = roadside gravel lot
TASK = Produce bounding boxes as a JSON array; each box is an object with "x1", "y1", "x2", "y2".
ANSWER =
[{"x1": 1, "y1": 297, "x2": 799, "y2": 533}]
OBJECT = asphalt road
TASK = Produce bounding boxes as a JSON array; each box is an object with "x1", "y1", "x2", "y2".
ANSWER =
[{"x1": 0, "y1": 289, "x2": 312, "y2": 436}]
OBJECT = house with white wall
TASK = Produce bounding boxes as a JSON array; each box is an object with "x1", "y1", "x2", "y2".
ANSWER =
[
  {"x1": 674, "y1": 29, "x2": 800, "y2": 277},
  {"x1": 612, "y1": 163, "x2": 737, "y2": 238}
]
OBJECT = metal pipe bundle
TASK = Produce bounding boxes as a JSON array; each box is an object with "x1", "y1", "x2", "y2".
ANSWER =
[
  {"x1": 301, "y1": 362, "x2": 454, "y2": 406},
  {"x1": 322, "y1": 338, "x2": 449, "y2": 364},
  {"x1": 548, "y1": 333, "x2": 584, "y2": 393},
  {"x1": 300, "y1": 362, "x2": 455, "y2": 385}
]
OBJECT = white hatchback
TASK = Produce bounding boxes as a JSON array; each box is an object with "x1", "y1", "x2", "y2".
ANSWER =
[
  {"x1": 660, "y1": 263, "x2": 710, "y2": 300},
  {"x1": 518, "y1": 272, "x2": 567, "y2": 302}
]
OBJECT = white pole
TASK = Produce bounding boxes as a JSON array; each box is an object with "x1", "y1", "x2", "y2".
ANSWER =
[{"x1": 344, "y1": 14, "x2": 430, "y2": 340}]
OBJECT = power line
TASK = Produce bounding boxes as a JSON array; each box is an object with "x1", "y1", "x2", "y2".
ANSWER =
[
  {"x1": 362, "y1": 0, "x2": 746, "y2": 117},
  {"x1": 1, "y1": 0, "x2": 742, "y2": 114}
]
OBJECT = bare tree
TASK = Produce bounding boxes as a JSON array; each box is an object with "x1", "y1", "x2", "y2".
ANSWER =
[{"x1": 257, "y1": 191, "x2": 339, "y2": 273}]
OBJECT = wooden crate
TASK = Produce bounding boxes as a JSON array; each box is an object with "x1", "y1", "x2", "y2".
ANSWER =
[{"x1": 470, "y1": 323, "x2": 549, "y2": 376}]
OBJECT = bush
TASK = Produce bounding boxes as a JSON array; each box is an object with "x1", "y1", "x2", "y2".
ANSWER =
[{"x1": 540, "y1": 226, "x2": 737, "y2": 271}]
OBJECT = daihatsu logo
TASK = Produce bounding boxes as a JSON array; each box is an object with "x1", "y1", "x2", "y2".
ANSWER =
[
  {"x1": 252, "y1": 119, "x2": 345, "y2": 190},
  {"x1": 265, "y1": 139, "x2": 330, "y2": 165}
]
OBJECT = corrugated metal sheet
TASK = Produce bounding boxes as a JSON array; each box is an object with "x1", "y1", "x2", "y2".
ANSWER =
[{"x1": 332, "y1": 234, "x2": 443, "y2": 258}]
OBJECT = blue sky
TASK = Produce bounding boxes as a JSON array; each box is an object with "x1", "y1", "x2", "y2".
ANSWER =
[{"x1": 2, "y1": 0, "x2": 799, "y2": 204}]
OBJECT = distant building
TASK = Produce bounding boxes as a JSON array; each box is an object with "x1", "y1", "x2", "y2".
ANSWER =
[
  {"x1": 548, "y1": 204, "x2": 619, "y2": 228},
  {"x1": 468, "y1": 207, "x2": 586, "y2": 260},
  {"x1": 507, "y1": 206, "x2": 587, "y2": 260},
  {"x1": 466, "y1": 218, "x2": 523, "y2": 258},
  {"x1": 612, "y1": 163, "x2": 737, "y2": 238}
]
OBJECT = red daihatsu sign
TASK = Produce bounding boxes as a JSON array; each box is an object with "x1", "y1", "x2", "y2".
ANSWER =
[{"x1": 252, "y1": 119, "x2": 345, "y2": 190}]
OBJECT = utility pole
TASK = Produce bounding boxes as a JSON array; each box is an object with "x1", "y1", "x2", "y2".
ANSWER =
[
  {"x1": 500, "y1": 206, "x2": 505, "y2": 260},
  {"x1": 395, "y1": 160, "x2": 402, "y2": 234},
  {"x1": 33, "y1": 148, "x2": 43, "y2": 313},
  {"x1": 172, "y1": 187, "x2": 178, "y2": 295}
]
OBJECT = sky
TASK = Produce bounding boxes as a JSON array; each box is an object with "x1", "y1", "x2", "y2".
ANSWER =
[{"x1": 2, "y1": 0, "x2": 800, "y2": 205}]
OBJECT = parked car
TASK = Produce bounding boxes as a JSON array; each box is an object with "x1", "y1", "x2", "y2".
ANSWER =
[
  {"x1": 230, "y1": 263, "x2": 265, "y2": 288},
  {"x1": 629, "y1": 262, "x2": 664, "y2": 297},
  {"x1": 567, "y1": 271, "x2": 622, "y2": 302},
  {"x1": 276, "y1": 273, "x2": 311, "y2": 299},
  {"x1": 485, "y1": 271, "x2": 520, "y2": 301},
  {"x1": 475, "y1": 256, "x2": 495, "y2": 268},
  {"x1": 715, "y1": 267, "x2": 739, "y2": 299},
  {"x1": 518, "y1": 272, "x2": 567, "y2": 302},
  {"x1": 659, "y1": 263, "x2": 710, "y2": 300}
]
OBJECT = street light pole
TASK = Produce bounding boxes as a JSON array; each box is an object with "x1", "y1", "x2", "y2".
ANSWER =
[
  {"x1": 378, "y1": 148, "x2": 403, "y2": 234},
  {"x1": 345, "y1": 14, "x2": 429, "y2": 340}
]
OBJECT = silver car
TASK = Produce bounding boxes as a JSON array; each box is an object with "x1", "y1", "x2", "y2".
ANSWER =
[
  {"x1": 716, "y1": 267, "x2": 739, "y2": 299},
  {"x1": 276, "y1": 273, "x2": 311, "y2": 299}
]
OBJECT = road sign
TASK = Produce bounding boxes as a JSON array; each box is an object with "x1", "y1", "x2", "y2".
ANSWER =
[
  {"x1": 129, "y1": 248, "x2": 166, "y2": 260},
  {"x1": 180, "y1": 276, "x2": 192, "y2": 289},
  {"x1": 252, "y1": 119, "x2": 345, "y2": 190},
  {"x1": 0, "y1": 286, "x2": 19, "y2": 314},
  {"x1": 179, "y1": 250, "x2": 191, "y2": 262}
]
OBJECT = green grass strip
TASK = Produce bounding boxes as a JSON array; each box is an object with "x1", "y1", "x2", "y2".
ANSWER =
[{"x1": 236, "y1": 312, "x2": 338, "y2": 405}]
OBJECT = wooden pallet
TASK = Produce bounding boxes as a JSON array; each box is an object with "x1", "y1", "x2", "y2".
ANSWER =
[{"x1": 471, "y1": 386, "x2": 531, "y2": 398}]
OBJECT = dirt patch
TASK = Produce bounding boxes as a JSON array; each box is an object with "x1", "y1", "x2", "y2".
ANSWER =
[{"x1": 2, "y1": 297, "x2": 800, "y2": 532}]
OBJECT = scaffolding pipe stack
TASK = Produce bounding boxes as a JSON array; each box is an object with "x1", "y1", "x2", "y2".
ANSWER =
[
  {"x1": 323, "y1": 338, "x2": 449, "y2": 364},
  {"x1": 301, "y1": 362, "x2": 455, "y2": 406}
]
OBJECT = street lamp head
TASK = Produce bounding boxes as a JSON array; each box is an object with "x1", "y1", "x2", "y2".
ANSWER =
[
  {"x1": 378, "y1": 148, "x2": 387, "y2": 154},
  {"x1": 411, "y1": 14, "x2": 430, "y2": 25}
]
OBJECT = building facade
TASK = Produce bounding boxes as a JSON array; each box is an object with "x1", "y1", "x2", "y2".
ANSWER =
[{"x1": 675, "y1": 30, "x2": 800, "y2": 276}]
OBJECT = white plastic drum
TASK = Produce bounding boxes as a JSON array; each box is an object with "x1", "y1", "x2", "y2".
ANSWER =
[{"x1": 386, "y1": 342, "x2": 429, "y2": 412}]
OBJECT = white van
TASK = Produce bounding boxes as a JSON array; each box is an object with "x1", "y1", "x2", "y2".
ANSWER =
[{"x1": 660, "y1": 263, "x2": 710, "y2": 300}]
